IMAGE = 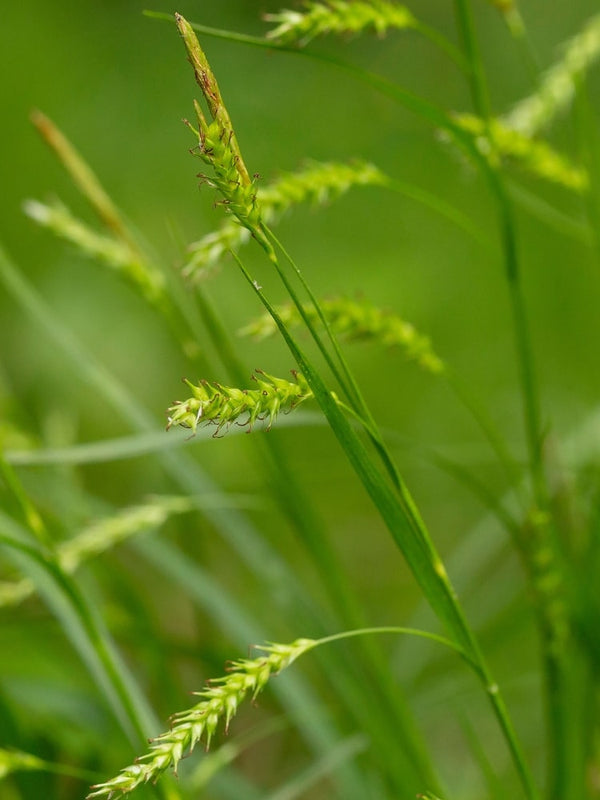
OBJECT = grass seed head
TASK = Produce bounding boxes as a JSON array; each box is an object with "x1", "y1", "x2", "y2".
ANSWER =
[
  {"x1": 166, "y1": 370, "x2": 314, "y2": 436},
  {"x1": 175, "y1": 13, "x2": 268, "y2": 245},
  {"x1": 265, "y1": 1, "x2": 416, "y2": 46},
  {"x1": 87, "y1": 639, "x2": 315, "y2": 799}
]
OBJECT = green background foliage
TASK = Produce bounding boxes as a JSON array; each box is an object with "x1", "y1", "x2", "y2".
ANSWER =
[{"x1": 1, "y1": 2, "x2": 599, "y2": 798}]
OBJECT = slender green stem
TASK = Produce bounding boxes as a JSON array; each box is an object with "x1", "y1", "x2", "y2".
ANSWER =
[
  {"x1": 264, "y1": 226, "x2": 406, "y2": 493},
  {"x1": 414, "y1": 21, "x2": 469, "y2": 72},
  {"x1": 314, "y1": 625, "x2": 468, "y2": 661},
  {"x1": 452, "y1": 0, "x2": 544, "y2": 505},
  {"x1": 0, "y1": 456, "x2": 50, "y2": 547},
  {"x1": 500, "y1": 194, "x2": 545, "y2": 504},
  {"x1": 192, "y1": 285, "x2": 360, "y2": 623},
  {"x1": 263, "y1": 230, "x2": 527, "y2": 606},
  {"x1": 232, "y1": 249, "x2": 538, "y2": 799},
  {"x1": 146, "y1": 10, "x2": 467, "y2": 73},
  {"x1": 264, "y1": 226, "x2": 362, "y2": 409},
  {"x1": 384, "y1": 175, "x2": 495, "y2": 251},
  {"x1": 144, "y1": 11, "x2": 278, "y2": 49},
  {"x1": 452, "y1": 0, "x2": 490, "y2": 119},
  {"x1": 252, "y1": 228, "x2": 358, "y2": 406}
]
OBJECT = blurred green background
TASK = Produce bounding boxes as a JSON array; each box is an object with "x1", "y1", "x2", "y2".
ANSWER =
[{"x1": 1, "y1": 1, "x2": 600, "y2": 797}]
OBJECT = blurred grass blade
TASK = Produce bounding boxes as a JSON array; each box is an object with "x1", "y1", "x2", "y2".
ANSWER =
[
  {"x1": 3, "y1": 413, "x2": 324, "y2": 466},
  {"x1": 188, "y1": 718, "x2": 289, "y2": 792},
  {"x1": 0, "y1": 748, "x2": 100, "y2": 784},
  {"x1": 453, "y1": 113, "x2": 589, "y2": 192},
  {"x1": 30, "y1": 110, "x2": 138, "y2": 252},
  {"x1": 0, "y1": 516, "x2": 160, "y2": 749},
  {"x1": 23, "y1": 198, "x2": 165, "y2": 305},
  {"x1": 262, "y1": 734, "x2": 367, "y2": 800},
  {"x1": 0, "y1": 496, "x2": 204, "y2": 608},
  {"x1": 507, "y1": 181, "x2": 593, "y2": 244}
]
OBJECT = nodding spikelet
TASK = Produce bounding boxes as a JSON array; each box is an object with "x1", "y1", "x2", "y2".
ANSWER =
[
  {"x1": 87, "y1": 638, "x2": 316, "y2": 799},
  {"x1": 23, "y1": 199, "x2": 165, "y2": 304},
  {"x1": 502, "y1": 13, "x2": 600, "y2": 137},
  {"x1": 265, "y1": 0, "x2": 416, "y2": 46},
  {"x1": 175, "y1": 14, "x2": 268, "y2": 249},
  {"x1": 239, "y1": 297, "x2": 445, "y2": 375},
  {"x1": 183, "y1": 160, "x2": 386, "y2": 279},
  {"x1": 453, "y1": 113, "x2": 589, "y2": 192},
  {"x1": 0, "y1": 497, "x2": 194, "y2": 609},
  {"x1": 166, "y1": 370, "x2": 314, "y2": 436}
]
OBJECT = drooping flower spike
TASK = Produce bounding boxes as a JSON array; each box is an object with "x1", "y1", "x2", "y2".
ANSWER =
[{"x1": 87, "y1": 639, "x2": 316, "y2": 799}]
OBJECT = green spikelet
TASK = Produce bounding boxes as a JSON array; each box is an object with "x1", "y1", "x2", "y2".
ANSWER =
[
  {"x1": 183, "y1": 160, "x2": 386, "y2": 279},
  {"x1": 167, "y1": 370, "x2": 314, "y2": 436},
  {"x1": 239, "y1": 297, "x2": 445, "y2": 374},
  {"x1": 502, "y1": 13, "x2": 600, "y2": 136},
  {"x1": 0, "y1": 497, "x2": 194, "y2": 609},
  {"x1": 176, "y1": 14, "x2": 269, "y2": 251},
  {"x1": 87, "y1": 638, "x2": 316, "y2": 799},
  {"x1": 259, "y1": 159, "x2": 386, "y2": 208},
  {"x1": 23, "y1": 199, "x2": 165, "y2": 304},
  {"x1": 453, "y1": 113, "x2": 589, "y2": 192},
  {"x1": 265, "y1": 0, "x2": 416, "y2": 45}
]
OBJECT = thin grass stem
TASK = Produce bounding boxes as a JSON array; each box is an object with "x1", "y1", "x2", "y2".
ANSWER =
[
  {"x1": 452, "y1": 0, "x2": 491, "y2": 119},
  {"x1": 0, "y1": 528, "x2": 180, "y2": 800},
  {"x1": 146, "y1": 10, "x2": 467, "y2": 72},
  {"x1": 232, "y1": 249, "x2": 538, "y2": 799},
  {"x1": 263, "y1": 226, "x2": 406, "y2": 493}
]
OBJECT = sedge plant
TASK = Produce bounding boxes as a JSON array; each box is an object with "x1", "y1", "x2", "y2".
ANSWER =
[{"x1": 1, "y1": 3, "x2": 599, "y2": 800}]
